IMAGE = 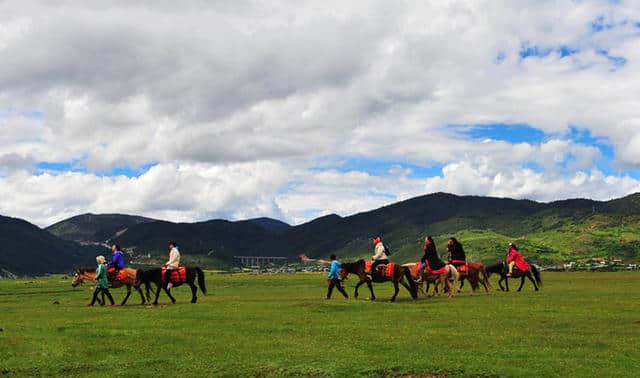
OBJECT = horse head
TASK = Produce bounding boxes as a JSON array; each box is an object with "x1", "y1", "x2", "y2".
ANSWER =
[{"x1": 71, "y1": 268, "x2": 95, "y2": 287}]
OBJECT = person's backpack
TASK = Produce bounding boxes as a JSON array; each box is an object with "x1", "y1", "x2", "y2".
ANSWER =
[{"x1": 384, "y1": 244, "x2": 392, "y2": 256}]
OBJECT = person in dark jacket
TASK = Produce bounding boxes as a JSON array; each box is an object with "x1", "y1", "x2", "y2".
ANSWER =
[
  {"x1": 447, "y1": 237, "x2": 466, "y2": 268},
  {"x1": 417, "y1": 236, "x2": 446, "y2": 281}
]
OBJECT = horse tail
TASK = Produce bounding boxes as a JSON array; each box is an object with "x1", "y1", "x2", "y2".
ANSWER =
[
  {"x1": 403, "y1": 267, "x2": 418, "y2": 299},
  {"x1": 480, "y1": 265, "x2": 492, "y2": 289},
  {"x1": 531, "y1": 265, "x2": 542, "y2": 286},
  {"x1": 449, "y1": 264, "x2": 459, "y2": 283},
  {"x1": 136, "y1": 268, "x2": 144, "y2": 285},
  {"x1": 195, "y1": 267, "x2": 207, "y2": 295}
]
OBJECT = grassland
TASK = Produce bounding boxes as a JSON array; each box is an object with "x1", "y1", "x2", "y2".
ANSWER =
[{"x1": 1, "y1": 272, "x2": 639, "y2": 377}]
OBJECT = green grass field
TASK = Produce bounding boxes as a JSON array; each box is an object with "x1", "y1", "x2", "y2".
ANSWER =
[{"x1": 1, "y1": 272, "x2": 639, "y2": 377}]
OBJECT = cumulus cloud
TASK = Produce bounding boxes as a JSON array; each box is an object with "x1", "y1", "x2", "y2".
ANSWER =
[{"x1": 1, "y1": 0, "x2": 640, "y2": 226}]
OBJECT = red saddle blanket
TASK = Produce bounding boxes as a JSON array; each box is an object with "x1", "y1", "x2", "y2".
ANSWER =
[
  {"x1": 365, "y1": 261, "x2": 395, "y2": 278},
  {"x1": 430, "y1": 266, "x2": 447, "y2": 275},
  {"x1": 451, "y1": 260, "x2": 468, "y2": 272},
  {"x1": 162, "y1": 267, "x2": 187, "y2": 284},
  {"x1": 107, "y1": 267, "x2": 127, "y2": 282}
]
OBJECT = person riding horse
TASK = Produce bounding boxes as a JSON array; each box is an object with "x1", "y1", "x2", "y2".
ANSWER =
[
  {"x1": 447, "y1": 237, "x2": 467, "y2": 270},
  {"x1": 417, "y1": 236, "x2": 446, "y2": 281},
  {"x1": 507, "y1": 242, "x2": 530, "y2": 277},
  {"x1": 164, "y1": 241, "x2": 181, "y2": 289},
  {"x1": 106, "y1": 244, "x2": 125, "y2": 283},
  {"x1": 370, "y1": 237, "x2": 389, "y2": 279}
]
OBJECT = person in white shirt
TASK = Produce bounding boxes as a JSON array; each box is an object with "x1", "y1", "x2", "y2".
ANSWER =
[
  {"x1": 164, "y1": 241, "x2": 181, "y2": 289},
  {"x1": 371, "y1": 236, "x2": 389, "y2": 277}
]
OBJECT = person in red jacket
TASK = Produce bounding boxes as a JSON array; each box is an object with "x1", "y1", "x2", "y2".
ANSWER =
[{"x1": 506, "y1": 243, "x2": 530, "y2": 276}]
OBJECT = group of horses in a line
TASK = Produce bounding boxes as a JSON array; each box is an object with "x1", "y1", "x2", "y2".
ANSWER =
[
  {"x1": 72, "y1": 266, "x2": 206, "y2": 305},
  {"x1": 70, "y1": 259, "x2": 541, "y2": 305},
  {"x1": 338, "y1": 259, "x2": 542, "y2": 302}
]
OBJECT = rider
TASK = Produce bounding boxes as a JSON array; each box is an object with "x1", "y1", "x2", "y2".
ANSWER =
[
  {"x1": 326, "y1": 254, "x2": 348, "y2": 299},
  {"x1": 506, "y1": 242, "x2": 530, "y2": 277},
  {"x1": 371, "y1": 237, "x2": 389, "y2": 278},
  {"x1": 418, "y1": 236, "x2": 445, "y2": 280},
  {"x1": 447, "y1": 237, "x2": 467, "y2": 269},
  {"x1": 164, "y1": 241, "x2": 181, "y2": 289},
  {"x1": 106, "y1": 244, "x2": 125, "y2": 282}
]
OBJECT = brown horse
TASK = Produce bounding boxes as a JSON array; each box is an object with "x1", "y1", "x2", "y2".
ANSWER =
[
  {"x1": 451, "y1": 261, "x2": 491, "y2": 294},
  {"x1": 402, "y1": 263, "x2": 459, "y2": 298},
  {"x1": 72, "y1": 268, "x2": 146, "y2": 305},
  {"x1": 339, "y1": 260, "x2": 418, "y2": 302}
]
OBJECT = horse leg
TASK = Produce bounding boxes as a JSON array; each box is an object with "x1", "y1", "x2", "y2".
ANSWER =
[
  {"x1": 400, "y1": 280, "x2": 414, "y2": 300},
  {"x1": 418, "y1": 281, "x2": 427, "y2": 297},
  {"x1": 458, "y1": 277, "x2": 465, "y2": 293},
  {"x1": 366, "y1": 279, "x2": 375, "y2": 301},
  {"x1": 504, "y1": 276, "x2": 510, "y2": 292},
  {"x1": 354, "y1": 280, "x2": 364, "y2": 299},
  {"x1": 444, "y1": 277, "x2": 453, "y2": 298},
  {"x1": 189, "y1": 282, "x2": 198, "y2": 303},
  {"x1": 517, "y1": 276, "x2": 526, "y2": 292},
  {"x1": 136, "y1": 285, "x2": 146, "y2": 305},
  {"x1": 526, "y1": 272, "x2": 539, "y2": 291},
  {"x1": 390, "y1": 280, "x2": 399, "y2": 302},
  {"x1": 153, "y1": 282, "x2": 162, "y2": 305},
  {"x1": 164, "y1": 287, "x2": 177, "y2": 304},
  {"x1": 479, "y1": 274, "x2": 489, "y2": 293},
  {"x1": 121, "y1": 285, "x2": 132, "y2": 306}
]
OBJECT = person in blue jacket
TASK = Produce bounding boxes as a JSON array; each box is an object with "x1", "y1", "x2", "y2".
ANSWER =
[
  {"x1": 326, "y1": 254, "x2": 348, "y2": 299},
  {"x1": 106, "y1": 244, "x2": 125, "y2": 282}
]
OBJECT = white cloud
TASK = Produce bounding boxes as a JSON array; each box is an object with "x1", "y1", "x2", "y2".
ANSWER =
[{"x1": 1, "y1": 1, "x2": 640, "y2": 225}]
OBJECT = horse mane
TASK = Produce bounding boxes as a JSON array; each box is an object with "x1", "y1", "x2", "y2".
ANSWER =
[
  {"x1": 77, "y1": 267, "x2": 96, "y2": 273},
  {"x1": 339, "y1": 259, "x2": 364, "y2": 272},
  {"x1": 486, "y1": 262, "x2": 504, "y2": 273}
]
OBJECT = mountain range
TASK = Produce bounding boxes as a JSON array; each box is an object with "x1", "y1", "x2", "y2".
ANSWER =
[{"x1": 2, "y1": 192, "x2": 640, "y2": 275}]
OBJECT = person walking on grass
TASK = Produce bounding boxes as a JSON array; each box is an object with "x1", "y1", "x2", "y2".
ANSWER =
[
  {"x1": 87, "y1": 255, "x2": 115, "y2": 306},
  {"x1": 326, "y1": 254, "x2": 348, "y2": 299},
  {"x1": 164, "y1": 241, "x2": 181, "y2": 289}
]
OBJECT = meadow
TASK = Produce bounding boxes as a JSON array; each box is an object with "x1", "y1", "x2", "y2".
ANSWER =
[{"x1": 0, "y1": 272, "x2": 639, "y2": 377}]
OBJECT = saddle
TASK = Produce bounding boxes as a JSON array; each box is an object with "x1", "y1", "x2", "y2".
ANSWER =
[
  {"x1": 107, "y1": 267, "x2": 127, "y2": 282},
  {"x1": 365, "y1": 261, "x2": 395, "y2": 278},
  {"x1": 450, "y1": 260, "x2": 468, "y2": 273},
  {"x1": 162, "y1": 267, "x2": 187, "y2": 284},
  {"x1": 429, "y1": 266, "x2": 447, "y2": 275}
]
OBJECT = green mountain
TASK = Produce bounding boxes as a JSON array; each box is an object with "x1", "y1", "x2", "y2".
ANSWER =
[
  {"x1": 46, "y1": 213, "x2": 156, "y2": 243},
  {"x1": 93, "y1": 192, "x2": 640, "y2": 266},
  {"x1": 0, "y1": 215, "x2": 100, "y2": 275},
  {"x1": 4, "y1": 191, "x2": 636, "y2": 275}
]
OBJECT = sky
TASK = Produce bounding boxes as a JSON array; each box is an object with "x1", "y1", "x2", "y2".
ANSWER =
[{"x1": 2, "y1": 0, "x2": 640, "y2": 227}]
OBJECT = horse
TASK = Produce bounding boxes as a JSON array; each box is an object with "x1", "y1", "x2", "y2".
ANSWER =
[
  {"x1": 339, "y1": 260, "x2": 418, "y2": 302},
  {"x1": 485, "y1": 261, "x2": 541, "y2": 291},
  {"x1": 452, "y1": 261, "x2": 491, "y2": 294},
  {"x1": 402, "y1": 263, "x2": 459, "y2": 298},
  {"x1": 137, "y1": 267, "x2": 207, "y2": 305},
  {"x1": 72, "y1": 267, "x2": 146, "y2": 305}
]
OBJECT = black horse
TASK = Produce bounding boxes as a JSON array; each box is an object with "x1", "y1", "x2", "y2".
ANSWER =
[
  {"x1": 486, "y1": 261, "x2": 541, "y2": 291},
  {"x1": 339, "y1": 260, "x2": 418, "y2": 302},
  {"x1": 137, "y1": 267, "x2": 207, "y2": 304}
]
